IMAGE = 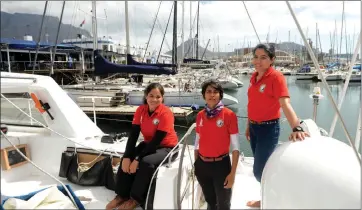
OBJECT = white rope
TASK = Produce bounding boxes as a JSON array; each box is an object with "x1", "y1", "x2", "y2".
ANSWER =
[
  {"x1": 0, "y1": 93, "x2": 122, "y2": 172},
  {"x1": 76, "y1": 144, "x2": 116, "y2": 173},
  {"x1": 0, "y1": 130, "x2": 79, "y2": 209},
  {"x1": 286, "y1": 1, "x2": 361, "y2": 166},
  {"x1": 1, "y1": 93, "x2": 104, "y2": 153},
  {"x1": 329, "y1": 33, "x2": 361, "y2": 137},
  {"x1": 355, "y1": 108, "x2": 361, "y2": 150}
]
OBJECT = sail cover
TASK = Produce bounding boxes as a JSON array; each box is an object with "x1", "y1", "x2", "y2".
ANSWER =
[
  {"x1": 126, "y1": 54, "x2": 176, "y2": 68},
  {"x1": 94, "y1": 51, "x2": 177, "y2": 75}
]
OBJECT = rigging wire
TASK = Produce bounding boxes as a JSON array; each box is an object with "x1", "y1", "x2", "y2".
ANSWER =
[
  {"x1": 143, "y1": 1, "x2": 163, "y2": 61},
  {"x1": 66, "y1": 1, "x2": 78, "y2": 39},
  {"x1": 242, "y1": 1, "x2": 261, "y2": 44},
  {"x1": 286, "y1": 1, "x2": 361, "y2": 166}
]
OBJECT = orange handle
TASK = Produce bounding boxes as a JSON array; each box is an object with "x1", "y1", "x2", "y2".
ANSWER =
[{"x1": 30, "y1": 93, "x2": 45, "y2": 113}]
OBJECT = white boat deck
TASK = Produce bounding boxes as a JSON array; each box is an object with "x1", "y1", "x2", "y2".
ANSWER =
[
  {"x1": 1, "y1": 169, "x2": 116, "y2": 209},
  {"x1": 1, "y1": 157, "x2": 260, "y2": 209},
  {"x1": 230, "y1": 158, "x2": 261, "y2": 209}
]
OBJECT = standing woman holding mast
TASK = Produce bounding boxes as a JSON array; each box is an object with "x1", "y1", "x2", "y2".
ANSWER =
[{"x1": 245, "y1": 43, "x2": 309, "y2": 207}]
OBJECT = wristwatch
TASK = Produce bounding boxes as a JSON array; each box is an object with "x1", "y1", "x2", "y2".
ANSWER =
[
  {"x1": 134, "y1": 156, "x2": 140, "y2": 161},
  {"x1": 293, "y1": 126, "x2": 304, "y2": 132}
]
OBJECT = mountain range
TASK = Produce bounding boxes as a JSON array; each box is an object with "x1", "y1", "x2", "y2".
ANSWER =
[
  {"x1": 0, "y1": 11, "x2": 91, "y2": 43},
  {"x1": 166, "y1": 39, "x2": 309, "y2": 60},
  {"x1": 1, "y1": 11, "x2": 311, "y2": 59}
]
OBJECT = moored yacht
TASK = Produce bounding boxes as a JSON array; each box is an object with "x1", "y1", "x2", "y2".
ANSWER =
[{"x1": 0, "y1": 72, "x2": 360, "y2": 210}]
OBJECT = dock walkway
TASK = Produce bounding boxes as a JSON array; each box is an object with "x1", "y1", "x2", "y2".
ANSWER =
[{"x1": 80, "y1": 105, "x2": 194, "y2": 118}]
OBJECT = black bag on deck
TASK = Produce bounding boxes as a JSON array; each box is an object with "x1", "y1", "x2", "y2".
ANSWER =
[
  {"x1": 59, "y1": 151, "x2": 74, "y2": 178},
  {"x1": 58, "y1": 148, "x2": 119, "y2": 187}
]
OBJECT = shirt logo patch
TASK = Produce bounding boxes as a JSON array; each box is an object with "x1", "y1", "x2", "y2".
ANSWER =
[
  {"x1": 216, "y1": 119, "x2": 224, "y2": 127},
  {"x1": 153, "y1": 118, "x2": 160, "y2": 125},
  {"x1": 259, "y1": 84, "x2": 266, "y2": 93}
]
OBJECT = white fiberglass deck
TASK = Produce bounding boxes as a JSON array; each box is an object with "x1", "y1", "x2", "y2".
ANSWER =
[{"x1": 1, "y1": 156, "x2": 260, "y2": 209}]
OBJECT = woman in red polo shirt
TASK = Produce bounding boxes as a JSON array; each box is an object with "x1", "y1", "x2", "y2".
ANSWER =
[
  {"x1": 194, "y1": 79, "x2": 240, "y2": 210},
  {"x1": 245, "y1": 43, "x2": 309, "y2": 207},
  {"x1": 106, "y1": 83, "x2": 178, "y2": 210}
]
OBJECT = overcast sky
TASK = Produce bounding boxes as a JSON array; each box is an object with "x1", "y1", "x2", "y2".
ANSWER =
[{"x1": 1, "y1": 1, "x2": 361, "y2": 54}]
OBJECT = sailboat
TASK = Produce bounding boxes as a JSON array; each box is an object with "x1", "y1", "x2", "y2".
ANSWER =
[
  {"x1": 182, "y1": 2, "x2": 215, "y2": 70},
  {"x1": 0, "y1": 69, "x2": 359, "y2": 209},
  {"x1": 0, "y1": 1, "x2": 360, "y2": 210}
]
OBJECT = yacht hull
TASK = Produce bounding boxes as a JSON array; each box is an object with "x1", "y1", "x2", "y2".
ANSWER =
[{"x1": 126, "y1": 91, "x2": 238, "y2": 107}]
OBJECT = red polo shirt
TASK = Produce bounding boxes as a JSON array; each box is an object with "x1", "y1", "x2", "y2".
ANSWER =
[
  {"x1": 247, "y1": 67, "x2": 289, "y2": 122},
  {"x1": 132, "y1": 104, "x2": 178, "y2": 147},
  {"x1": 195, "y1": 108, "x2": 239, "y2": 157}
]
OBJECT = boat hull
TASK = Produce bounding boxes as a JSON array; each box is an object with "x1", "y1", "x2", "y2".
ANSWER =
[{"x1": 126, "y1": 91, "x2": 238, "y2": 107}]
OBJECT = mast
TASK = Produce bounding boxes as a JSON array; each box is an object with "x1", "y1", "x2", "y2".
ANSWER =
[
  {"x1": 172, "y1": 1, "x2": 177, "y2": 71},
  {"x1": 181, "y1": 1, "x2": 185, "y2": 64},
  {"x1": 195, "y1": 1, "x2": 200, "y2": 59},
  {"x1": 190, "y1": 1, "x2": 193, "y2": 58},
  {"x1": 125, "y1": 1, "x2": 130, "y2": 59},
  {"x1": 316, "y1": 22, "x2": 318, "y2": 62},
  {"x1": 92, "y1": 1, "x2": 100, "y2": 82},
  {"x1": 217, "y1": 35, "x2": 219, "y2": 59},
  {"x1": 50, "y1": 1, "x2": 65, "y2": 76},
  {"x1": 338, "y1": 1, "x2": 344, "y2": 69},
  {"x1": 92, "y1": 1, "x2": 98, "y2": 52},
  {"x1": 33, "y1": 1, "x2": 48, "y2": 73},
  {"x1": 288, "y1": 30, "x2": 290, "y2": 42},
  {"x1": 201, "y1": 39, "x2": 210, "y2": 60}
]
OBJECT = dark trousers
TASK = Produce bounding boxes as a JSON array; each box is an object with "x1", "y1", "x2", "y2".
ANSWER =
[
  {"x1": 194, "y1": 155, "x2": 232, "y2": 210},
  {"x1": 249, "y1": 122, "x2": 280, "y2": 182},
  {"x1": 115, "y1": 141, "x2": 177, "y2": 210}
]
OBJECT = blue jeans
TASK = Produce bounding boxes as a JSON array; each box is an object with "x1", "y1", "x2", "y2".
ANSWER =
[{"x1": 249, "y1": 121, "x2": 280, "y2": 182}]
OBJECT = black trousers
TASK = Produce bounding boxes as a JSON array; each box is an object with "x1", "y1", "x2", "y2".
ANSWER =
[
  {"x1": 115, "y1": 141, "x2": 178, "y2": 210},
  {"x1": 194, "y1": 155, "x2": 232, "y2": 210}
]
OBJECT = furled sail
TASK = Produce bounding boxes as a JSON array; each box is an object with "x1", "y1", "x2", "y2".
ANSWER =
[
  {"x1": 93, "y1": 51, "x2": 177, "y2": 75},
  {"x1": 126, "y1": 54, "x2": 176, "y2": 68}
]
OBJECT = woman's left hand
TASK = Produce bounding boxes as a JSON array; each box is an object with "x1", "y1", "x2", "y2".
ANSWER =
[
  {"x1": 289, "y1": 131, "x2": 309, "y2": 142},
  {"x1": 224, "y1": 173, "x2": 235, "y2": 189},
  {"x1": 129, "y1": 160, "x2": 139, "y2": 174}
]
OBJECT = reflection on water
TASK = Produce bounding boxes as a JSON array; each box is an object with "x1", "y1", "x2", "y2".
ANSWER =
[{"x1": 97, "y1": 75, "x2": 361, "y2": 157}]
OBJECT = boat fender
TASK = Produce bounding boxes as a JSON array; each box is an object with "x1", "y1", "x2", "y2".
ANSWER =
[
  {"x1": 0, "y1": 124, "x2": 8, "y2": 134},
  {"x1": 191, "y1": 104, "x2": 199, "y2": 111},
  {"x1": 101, "y1": 134, "x2": 114, "y2": 144}
]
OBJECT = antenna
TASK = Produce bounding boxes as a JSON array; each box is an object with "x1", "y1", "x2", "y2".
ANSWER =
[
  {"x1": 45, "y1": 33, "x2": 49, "y2": 43},
  {"x1": 26, "y1": 24, "x2": 30, "y2": 36}
]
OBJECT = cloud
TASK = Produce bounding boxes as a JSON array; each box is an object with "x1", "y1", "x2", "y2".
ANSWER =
[{"x1": 1, "y1": 1, "x2": 360, "y2": 54}]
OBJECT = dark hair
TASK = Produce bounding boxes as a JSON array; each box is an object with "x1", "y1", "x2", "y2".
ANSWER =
[
  {"x1": 143, "y1": 83, "x2": 165, "y2": 104},
  {"x1": 252, "y1": 43, "x2": 276, "y2": 65},
  {"x1": 201, "y1": 79, "x2": 224, "y2": 100}
]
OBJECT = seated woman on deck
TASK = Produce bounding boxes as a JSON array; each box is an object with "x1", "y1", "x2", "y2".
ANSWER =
[{"x1": 106, "y1": 83, "x2": 179, "y2": 210}]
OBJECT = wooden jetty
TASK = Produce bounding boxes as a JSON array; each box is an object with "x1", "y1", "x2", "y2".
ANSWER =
[{"x1": 80, "y1": 105, "x2": 194, "y2": 118}]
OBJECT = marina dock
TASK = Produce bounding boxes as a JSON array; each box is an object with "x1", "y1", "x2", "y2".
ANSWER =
[{"x1": 80, "y1": 105, "x2": 194, "y2": 118}]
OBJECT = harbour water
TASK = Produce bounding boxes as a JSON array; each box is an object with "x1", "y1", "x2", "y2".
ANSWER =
[{"x1": 97, "y1": 74, "x2": 361, "y2": 157}]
